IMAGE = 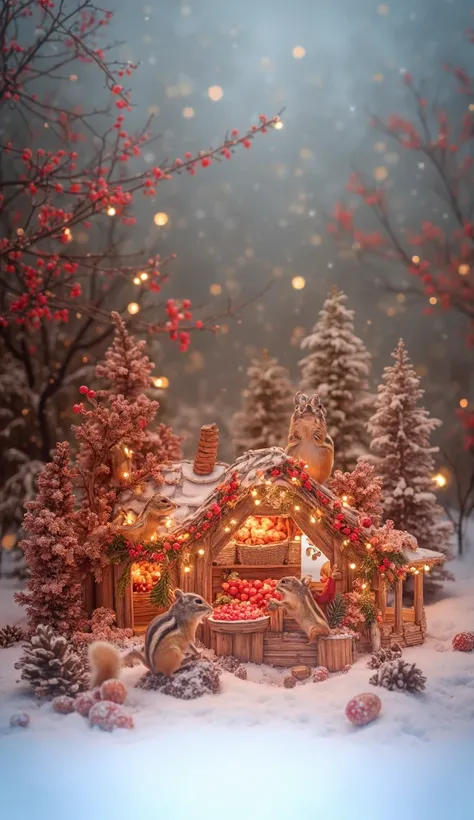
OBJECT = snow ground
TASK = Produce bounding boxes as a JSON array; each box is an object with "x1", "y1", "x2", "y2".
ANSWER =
[{"x1": 1, "y1": 553, "x2": 473, "y2": 820}]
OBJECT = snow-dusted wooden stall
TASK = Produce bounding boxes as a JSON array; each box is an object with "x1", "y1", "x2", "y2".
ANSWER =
[{"x1": 94, "y1": 427, "x2": 445, "y2": 666}]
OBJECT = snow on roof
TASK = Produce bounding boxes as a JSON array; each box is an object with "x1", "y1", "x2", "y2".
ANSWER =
[
  {"x1": 402, "y1": 544, "x2": 446, "y2": 567},
  {"x1": 117, "y1": 460, "x2": 229, "y2": 523}
]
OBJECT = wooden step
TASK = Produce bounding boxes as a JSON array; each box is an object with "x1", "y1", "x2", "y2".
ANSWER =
[{"x1": 263, "y1": 631, "x2": 318, "y2": 668}]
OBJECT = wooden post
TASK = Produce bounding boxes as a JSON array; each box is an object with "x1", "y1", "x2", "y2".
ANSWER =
[
  {"x1": 113, "y1": 563, "x2": 133, "y2": 629},
  {"x1": 394, "y1": 578, "x2": 403, "y2": 634},
  {"x1": 376, "y1": 577, "x2": 386, "y2": 623},
  {"x1": 414, "y1": 571, "x2": 424, "y2": 624},
  {"x1": 95, "y1": 564, "x2": 115, "y2": 609}
]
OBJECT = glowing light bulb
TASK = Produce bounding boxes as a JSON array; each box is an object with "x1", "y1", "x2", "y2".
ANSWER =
[
  {"x1": 292, "y1": 276, "x2": 306, "y2": 290},
  {"x1": 107, "y1": 206, "x2": 116, "y2": 216},
  {"x1": 294, "y1": 505, "x2": 301, "y2": 511},
  {"x1": 251, "y1": 489, "x2": 257, "y2": 497},
  {"x1": 184, "y1": 566, "x2": 191, "y2": 573},
  {"x1": 274, "y1": 120, "x2": 284, "y2": 130},
  {"x1": 459, "y1": 398, "x2": 468, "y2": 409},
  {"x1": 153, "y1": 212, "x2": 169, "y2": 226},
  {"x1": 230, "y1": 519, "x2": 237, "y2": 526},
  {"x1": 208, "y1": 85, "x2": 223, "y2": 101},
  {"x1": 424, "y1": 565, "x2": 430, "y2": 572},
  {"x1": 429, "y1": 296, "x2": 437, "y2": 305},
  {"x1": 350, "y1": 562, "x2": 356, "y2": 570},
  {"x1": 458, "y1": 263, "x2": 470, "y2": 276},
  {"x1": 127, "y1": 302, "x2": 140, "y2": 315},
  {"x1": 122, "y1": 471, "x2": 129, "y2": 479},
  {"x1": 310, "y1": 516, "x2": 316, "y2": 523},
  {"x1": 153, "y1": 376, "x2": 169, "y2": 389},
  {"x1": 165, "y1": 519, "x2": 172, "y2": 528},
  {"x1": 411, "y1": 255, "x2": 420, "y2": 264},
  {"x1": 224, "y1": 527, "x2": 230, "y2": 533},
  {"x1": 198, "y1": 549, "x2": 205, "y2": 556},
  {"x1": 361, "y1": 583, "x2": 367, "y2": 589},
  {"x1": 254, "y1": 499, "x2": 261, "y2": 506},
  {"x1": 432, "y1": 473, "x2": 447, "y2": 488},
  {"x1": 292, "y1": 45, "x2": 306, "y2": 59},
  {"x1": 140, "y1": 272, "x2": 149, "y2": 281},
  {"x1": 133, "y1": 277, "x2": 141, "y2": 285}
]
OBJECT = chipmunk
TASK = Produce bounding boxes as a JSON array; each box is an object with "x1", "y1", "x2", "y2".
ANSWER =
[
  {"x1": 117, "y1": 493, "x2": 177, "y2": 544},
  {"x1": 269, "y1": 575, "x2": 330, "y2": 641},
  {"x1": 286, "y1": 391, "x2": 334, "y2": 484},
  {"x1": 89, "y1": 589, "x2": 213, "y2": 685}
]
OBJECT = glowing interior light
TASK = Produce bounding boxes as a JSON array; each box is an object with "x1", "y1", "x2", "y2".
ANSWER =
[
  {"x1": 122, "y1": 471, "x2": 129, "y2": 479},
  {"x1": 350, "y1": 562, "x2": 356, "y2": 570},
  {"x1": 184, "y1": 566, "x2": 191, "y2": 573},
  {"x1": 198, "y1": 549, "x2": 205, "y2": 556}
]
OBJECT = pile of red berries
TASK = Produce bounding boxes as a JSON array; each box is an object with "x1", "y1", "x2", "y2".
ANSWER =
[{"x1": 220, "y1": 577, "x2": 282, "y2": 608}]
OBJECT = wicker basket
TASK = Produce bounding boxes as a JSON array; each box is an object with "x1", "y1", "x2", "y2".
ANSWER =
[
  {"x1": 236, "y1": 540, "x2": 289, "y2": 566},
  {"x1": 214, "y1": 541, "x2": 237, "y2": 566},
  {"x1": 288, "y1": 540, "x2": 301, "y2": 565}
]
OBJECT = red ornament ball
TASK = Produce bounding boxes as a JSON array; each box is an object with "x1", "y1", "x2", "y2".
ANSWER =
[
  {"x1": 79, "y1": 385, "x2": 89, "y2": 395},
  {"x1": 10, "y1": 711, "x2": 30, "y2": 728},
  {"x1": 100, "y1": 679, "x2": 127, "y2": 705},
  {"x1": 313, "y1": 666, "x2": 329, "y2": 683},
  {"x1": 74, "y1": 690, "x2": 100, "y2": 717},
  {"x1": 89, "y1": 701, "x2": 134, "y2": 731},
  {"x1": 346, "y1": 693, "x2": 381, "y2": 727},
  {"x1": 52, "y1": 695, "x2": 75, "y2": 715},
  {"x1": 452, "y1": 631, "x2": 474, "y2": 652}
]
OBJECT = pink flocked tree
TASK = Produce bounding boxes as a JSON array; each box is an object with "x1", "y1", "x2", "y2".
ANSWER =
[
  {"x1": 327, "y1": 460, "x2": 384, "y2": 527},
  {"x1": 15, "y1": 441, "x2": 85, "y2": 636}
]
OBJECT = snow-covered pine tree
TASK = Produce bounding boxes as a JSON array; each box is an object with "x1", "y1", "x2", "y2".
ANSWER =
[
  {"x1": 15, "y1": 442, "x2": 86, "y2": 636},
  {"x1": 299, "y1": 287, "x2": 374, "y2": 471},
  {"x1": 231, "y1": 352, "x2": 293, "y2": 456},
  {"x1": 368, "y1": 339, "x2": 452, "y2": 593}
]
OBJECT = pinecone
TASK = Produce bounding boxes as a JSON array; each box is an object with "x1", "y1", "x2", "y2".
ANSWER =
[
  {"x1": 326, "y1": 593, "x2": 347, "y2": 629},
  {"x1": 15, "y1": 624, "x2": 89, "y2": 699},
  {"x1": 0, "y1": 624, "x2": 25, "y2": 648},
  {"x1": 367, "y1": 642, "x2": 402, "y2": 669},
  {"x1": 369, "y1": 659, "x2": 426, "y2": 694}
]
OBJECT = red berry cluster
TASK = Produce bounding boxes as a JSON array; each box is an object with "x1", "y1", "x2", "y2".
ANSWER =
[{"x1": 73, "y1": 385, "x2": 96, "y2": 414}]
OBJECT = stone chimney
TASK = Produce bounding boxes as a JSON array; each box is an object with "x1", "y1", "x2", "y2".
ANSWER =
[{"x1": 193, "y1": 424, "x2": 219, "y2": 475}]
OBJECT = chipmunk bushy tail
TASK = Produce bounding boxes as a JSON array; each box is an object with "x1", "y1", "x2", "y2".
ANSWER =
[{"x1": 88, "y1": 642, "x2": 151, "y2": 687}]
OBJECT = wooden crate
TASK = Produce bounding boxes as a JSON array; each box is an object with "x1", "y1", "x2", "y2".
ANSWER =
[
  {"x1": 317, "y1": 635, "x2": 353, "y2": 672},
  {"x1": 133, "y1": 592, "x2": 165, "y2": 634},
  {"x1": 208, "y1": 617, "x2": 268, "y2": 663},
  {"x1": 263, "y1": 631, "x2": 319, "y2": 668}
]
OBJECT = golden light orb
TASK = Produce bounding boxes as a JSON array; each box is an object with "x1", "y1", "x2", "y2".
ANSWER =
[
  {"x1": 107, "y1": 206, "x2": 116, "y2": 217},
  {"x1": 432, "y1": 473, "x2": 447, "y2": 488},
  {"x1": 210, "y1": 283, "x2": 222, "y2": 296},
  {"x1": 458, "y1": 263, "x2": 470, "y2": 276},
  {"x1": 208, "y1": 85, "x2": 223, "y2": 101},
  {"x1": 127, "y1": 302, "x2": 140, "y2": 315},
  {"x1": 153, "y1": 376, "x2": 169, "y2": 389},
  {"x1": 459, "y1": 398, "x2": 468, "y2": 408},
  {"x1": 429, "y1": 296, "x2": 438, "y2": 305},
  {"x1": 274, "y1": 120, "x2": 284, "y2": 130},
  {"x1": 292, "y1": 46, "x2": 306, "y2": 59},
  {"x1": 292, "y1": 276, "x2": 306, "y2": 290},
  {"x1": 153, "y1": 212, "x2": 169, "y2": 227}
]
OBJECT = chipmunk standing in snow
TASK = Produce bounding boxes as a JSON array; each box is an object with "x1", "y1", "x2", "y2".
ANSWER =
[
  {"x1": 89, "y1": 589, "x2": 213, "y2": 685},
  {"x1": 286, "y1": 392, "x2": 334, "y2": 484},
  {"x1": 269, "y1": 575, "x2": 330, "y2": 641}
]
